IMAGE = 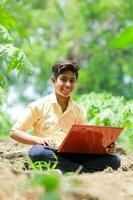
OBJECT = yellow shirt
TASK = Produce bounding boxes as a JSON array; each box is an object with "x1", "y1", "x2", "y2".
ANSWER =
[{"x1": 12, "y1": 93, "x2": 86, "y2": 146}]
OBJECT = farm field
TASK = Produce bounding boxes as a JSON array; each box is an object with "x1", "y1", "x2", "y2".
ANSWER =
[{"x1": 1, "y1": 138, "x2": 133, "y2": 200}]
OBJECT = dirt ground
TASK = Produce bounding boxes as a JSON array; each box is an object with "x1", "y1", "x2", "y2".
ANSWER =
[{"x1": 1, "y1": 138, "x2": 133, "y2": 200}]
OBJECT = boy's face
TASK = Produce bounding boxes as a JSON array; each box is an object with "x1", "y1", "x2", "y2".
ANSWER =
[{"x1": 52, "y1": 70, "x2": 77, "y2": 98}]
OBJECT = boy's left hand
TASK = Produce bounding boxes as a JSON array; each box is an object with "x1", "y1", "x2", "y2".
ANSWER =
[{"x1": 106, "y1": 143, "x2": 116, "y2": 155}]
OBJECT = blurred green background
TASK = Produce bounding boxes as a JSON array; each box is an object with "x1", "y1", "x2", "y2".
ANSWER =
[{"x1": 0, "y1": 0, "x2": 133, "y2": 152}]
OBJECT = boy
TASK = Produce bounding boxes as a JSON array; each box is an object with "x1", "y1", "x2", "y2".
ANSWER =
[{"x1": 10, "y1": 59, "x2": 120, "y2": 173}]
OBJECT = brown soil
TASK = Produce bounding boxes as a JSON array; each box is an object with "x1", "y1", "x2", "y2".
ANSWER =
[{"x1": 1, "y1": 138, "x2": 133, "y2": 200}]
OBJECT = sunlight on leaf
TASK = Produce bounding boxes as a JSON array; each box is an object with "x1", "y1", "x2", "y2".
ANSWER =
[
  {"x1": 0, "y1": 5, "x2": 16, "y2": 30},
  {"x1": 109, "y1": 26, "x2": 133, "y2": 49},
  {"x1": 0, "y1": 25, "x2": 13, "y2": 43},
  {"x1": 0, "y1": 44, "x2": 32, "y2": 75},
  {"x1": 0, "y1": 73, "x2": 8, "y2": 105}
]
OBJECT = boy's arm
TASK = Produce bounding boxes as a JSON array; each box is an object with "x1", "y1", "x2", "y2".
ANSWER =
[
  {"x1": 10, "y1": 101, "x2": 57, "y2": 147},
  {"x1": 10, "y1": 129, "x2": 55, "y2": 146},
  {"x1": 10, "y1": 103, "x2": 45, "y2": 145},
  {"x1": 10, "y1": 105, "x2": 55, "y2": 146},
  {"x1": 10, "y1": 129, "x2": 45, "y2": 145}
]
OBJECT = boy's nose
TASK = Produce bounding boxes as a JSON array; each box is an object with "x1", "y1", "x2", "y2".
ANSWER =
[{"x1": 65, "y1": 81, "x2": 71, "y2": 87}]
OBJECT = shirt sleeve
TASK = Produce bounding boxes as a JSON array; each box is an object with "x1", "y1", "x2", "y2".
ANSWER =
[{"x1": 11, "y1": 106, "x2": 35, "y2": 131}]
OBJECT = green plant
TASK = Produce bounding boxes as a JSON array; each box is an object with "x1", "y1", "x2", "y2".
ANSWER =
[
  {"x1": 27, "y1": 155, "x2": 61, "y2": 200},
  {"x1": 28, "y1": 152, "x2": 58, "y2": 172},
  {"x1": 28, "y1": 159, "x2": 58, "y2": 173},
  {"x1": 29, "y1": 173, "x2": 61, "y2": 200},
  {"x1": 78, "y1": 92, "x2": 133, "y2": 152},
  {"x1": 0, "y1": 5, "x2": 32, "y2": 105},
  {"x1": 0, "y1": 109, "x2": 12, "y2": 137}
]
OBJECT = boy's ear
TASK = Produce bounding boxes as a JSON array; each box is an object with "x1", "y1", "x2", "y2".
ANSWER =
[{"x1": 51, "y1": 76, "x2": 56, "y2": 84}]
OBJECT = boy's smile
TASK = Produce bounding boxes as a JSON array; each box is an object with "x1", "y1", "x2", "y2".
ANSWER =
[{"x1": 52, "y1": 70, "x2": 77, "y2": 99}]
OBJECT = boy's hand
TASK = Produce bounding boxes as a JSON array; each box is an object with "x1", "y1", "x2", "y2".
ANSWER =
[
  {"x1": 106, "y1": 143, "x2": 116, "y2": 155},
  {"x1": 44, "y1": 139, "x2": 57, "y2": 147},
  {"x1": 35, "y1": 137, "x2": 55, "y2": 147}
]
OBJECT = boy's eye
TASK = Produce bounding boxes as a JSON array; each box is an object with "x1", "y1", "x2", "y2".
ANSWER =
[
  {"x1": 60, "y1": 77, "x2": 76, "y2": 83},
  {"x1": 70, "y1": 79, "x2": 76, "y2": 83},
  {"x1": 61, "y1": 78, "x2": 67, "y2": 82}
]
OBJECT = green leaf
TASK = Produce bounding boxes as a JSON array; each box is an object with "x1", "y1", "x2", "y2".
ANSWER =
[
  {"x1": 0, "y1": 5, "x2": 16, "y2": 30},
  {"x1": 0, "y1": 25, "x2": 13, "y2": 43},
  {"x1": 0, "y1": 73, "x2": 8, "y2": 89},
  {"x1": 0, "y1": 44, "x2": 32, "y2": 75},
  {"x1": 30, "y1": 174, "x2": 60, "y2": 191},
  {"x1": 109, "y1": 26, "x2": 133, "y2": 49},
  {"x1": 0, "y1": 73, "x2": 8, "y2": 105}
]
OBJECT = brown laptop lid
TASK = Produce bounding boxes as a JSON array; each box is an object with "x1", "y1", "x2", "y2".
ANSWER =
[{"x1": 57, "y1": 124, "x2": 123, "y2": 154}]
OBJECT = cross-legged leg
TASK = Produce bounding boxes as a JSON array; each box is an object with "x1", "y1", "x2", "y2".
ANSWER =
[
  {"x1": 28, "y1": 145, "x2": 83, "y2": 173},
  {"x1": 29, "y1": 145, "x2": 121, "y2": 173},
  {"x1": 58, "y1": 152, "x2": 121, "y2": 172},
  {"x1": 81, "y1": 154, "x2": 121, "y2": 172}
]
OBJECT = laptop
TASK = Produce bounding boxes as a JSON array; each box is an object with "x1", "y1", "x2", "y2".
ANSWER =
[{"x1": 56, "y1": 124, "x2": 123, "y2": 154}]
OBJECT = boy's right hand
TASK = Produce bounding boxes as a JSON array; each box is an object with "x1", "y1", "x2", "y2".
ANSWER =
[
  {"x1": 37, "y1": 138, "x2": 57, "y2": 147},
  {"x1": 44, "y1": 139, "x2": 57, "y2": 147}
]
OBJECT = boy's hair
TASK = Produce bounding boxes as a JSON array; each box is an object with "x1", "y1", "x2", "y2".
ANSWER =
[{"x1": 52, "y1": 59, "x2": 80, "y2": 79}]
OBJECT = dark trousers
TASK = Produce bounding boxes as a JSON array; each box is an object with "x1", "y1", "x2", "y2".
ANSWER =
[{"x1": 29, "y1": 144, "x2": 121, "y2": 173}]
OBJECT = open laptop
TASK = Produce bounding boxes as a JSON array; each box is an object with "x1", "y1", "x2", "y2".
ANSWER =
[{"x1": 56, "y1": 124, "x2": 123, "y2": 154}]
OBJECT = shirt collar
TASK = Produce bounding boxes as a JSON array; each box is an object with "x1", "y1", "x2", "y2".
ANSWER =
[{"x1": 51, "y1": 92, "x2": 73, "y2": 109}]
